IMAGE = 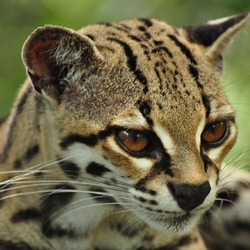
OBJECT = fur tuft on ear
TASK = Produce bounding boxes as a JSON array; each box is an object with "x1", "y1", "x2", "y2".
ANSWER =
[
  {"x1": 22, "y1": 25, "x2": 103, "y2": 100},
  {"x1": 184, "y1": 12, "x2": 250, "y2": 68}
]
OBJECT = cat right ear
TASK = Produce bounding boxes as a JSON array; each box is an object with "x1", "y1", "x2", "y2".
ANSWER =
[
  {"x1": 184, "y1": 12, "x2": 250, "y2": 70},
  {"x1": 22, "y1": 25, "x2": 103, "y2": 101}
]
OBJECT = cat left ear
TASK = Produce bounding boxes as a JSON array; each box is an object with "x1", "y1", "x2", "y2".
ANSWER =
[
  {"x1": 184, "y1": 12, "x2": 250, "y2": 67},
  {"x1": 22, "y1": 25, "x2": 103, "y2": 101}
]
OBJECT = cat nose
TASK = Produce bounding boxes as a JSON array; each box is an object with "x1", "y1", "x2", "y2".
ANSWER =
[{"x1": 167, "y1": 181, "x2": 211, "y2": 211}]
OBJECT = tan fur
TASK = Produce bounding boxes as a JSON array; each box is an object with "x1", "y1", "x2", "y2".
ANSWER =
[{"x1": 0, "y1": 13, "x2": 249, "y2": 250}]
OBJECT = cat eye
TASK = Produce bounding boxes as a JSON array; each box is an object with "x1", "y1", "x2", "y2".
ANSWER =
[
  {"x1": 115, "y1": 129, "x2": 149, "y2": 153},
  {"x1": 202, "y1": 120, "x2": 229, "y2": 146}
]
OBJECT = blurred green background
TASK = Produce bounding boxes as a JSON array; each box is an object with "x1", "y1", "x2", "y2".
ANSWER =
[{"x1": 0, "y1": 0, "x2": 250, "y2": 166}]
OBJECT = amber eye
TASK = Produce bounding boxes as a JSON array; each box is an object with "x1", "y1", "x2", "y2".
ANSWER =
[
  {"x1": 115, "y1": 129, "x2": 149, "y2": 153},
  {"x1": 202, "y1": 120, "x2": 229, "y2": 146}
]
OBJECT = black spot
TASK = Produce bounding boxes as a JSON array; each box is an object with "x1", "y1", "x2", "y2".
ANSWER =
[
  {"x1": 177, "y1": 235, "x2": 192, "y2": 246},
  {"x1": 60, "y1": 134, "x2": 98, "y2": 148},
  {"x1": 41, "y1": 184, "x2": 75, "y2": 216},
  {"x1": 189, "y1": 65, "x2": 203, "y2": 89},
  {"x1": 144, "y1": 32, "x2": 152, "y2": 40},
  {"x1": 189, "y1": 64, "x2": 199, "y2": 79},
  {"x1": 138, "y1": 101, "x2": 151, "y2": 116},
  {"x1": 148, "y1": 189, "x2": 157, "y2": 196},
  {"x1": 154, "y1": 66, "x2": 162, "y2": 84},
  {"x1": 59, "y1": 161, "x2": 80, "y2": 179},
  {"x1": 138, "y1": 197, "x2": 147, "y2": 203},
  {"x1": 0, "y1": 240, "x2": 35, "y2": 250},
  {"x1": 154, "y1": 40, "x2": 163, "y2": 46},
  {"x1": 152, "y1": 46, "x2": 173, "y2": 58},
  {"x1": 152, "y1": 153, "x2": 173, "y2": 177},
  {"x1": 89, "y1": 187, "x2": 116, "y2": 203},
  {"x1": 86, "y1": 162, "x2": 111, "y2": 176},
  {"x1": 202, "y1": 94, "x2": 211, "y2": 118},
  {"x1": 138, "y1": 26, "x2": 146, "y2": 32},
  {"x1": 86, "y1": 34, "x2": 95, "y2": 41},
  {"x1": 138, "y1": 18, "x2": 153, "y2": 27},
  {"x1": 225, "y1": 220, "x2": 250, "y2": 235},
  {"x1": 149, "y1": 200, "x2": 158, "y2": 205},
  {"x1": 11, "y1": 208, "x2": 41, "y2": 223},
  {"x1": 137, "y1": 100, "x2": 153, "y2": 126},
  {"x1": 168, "y1": 34, "x2": 197, "y2": 65},
  {"x1": 42, "y1": 220, "x2": 77, "y2": 238},
  {"x1": 129, "y1": 35, "x2": 142, "y2": 42},
  {"x1": 24, "y1": 145, "x2": 39, "y2": 161},
  {"x1": 13, "y1": 159, "x2": 22, "y2": 169},
  {"x1": 108, "y1": 38, "x2": 148, "y2": 93}
]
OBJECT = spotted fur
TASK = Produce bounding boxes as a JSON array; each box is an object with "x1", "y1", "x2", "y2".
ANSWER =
[{"x1": 0, "y1": 13, "x2": 249, "y2": 250}]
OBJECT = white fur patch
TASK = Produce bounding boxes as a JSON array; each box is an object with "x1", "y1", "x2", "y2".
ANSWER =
[
  {"x1": 196, "y1": 116, "x2": 206, "y2": 151},
  {"x1": 154, "y1": 123, "x2": 175, "y2": 155}
]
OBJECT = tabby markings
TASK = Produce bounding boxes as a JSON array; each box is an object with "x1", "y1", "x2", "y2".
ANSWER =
[
  {"x1": 108, "y1": 37, "x2": 149, "y2": 94},
  {"x1": 59, "y1": 160, "x2": 80, "y2": 179},
  {"x1": 168, "y1": 34, "x2": 197, "y2": 65},
  {"x1": 89, "y1": 187, "x2": 116, "y2": 203},
  {"x1": 24, "y1": 144, "x2": 39, "y2": 161},
  {"x1": 60, "y1": 126, "x2": 113, "y2": 149},
  {"x1": 86, "y1": 162, "x2": 111, "y2": 176},
  {"x1": 0, "y1": 86, "x2": 32, "y2": 163},
  {"x1": 11, "y1": 208, "x2": 41, "y2": 223},
  {"x1": 0, "y1": 240, "x2": 35, "y2": 250}
]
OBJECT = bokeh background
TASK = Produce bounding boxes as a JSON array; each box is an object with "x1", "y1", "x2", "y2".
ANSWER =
[{"x1": 0, "y1": 0, "x2": 250, "y2": 167}]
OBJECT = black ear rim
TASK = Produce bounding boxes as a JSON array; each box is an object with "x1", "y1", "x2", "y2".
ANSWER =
[{"x1": 185, "y1": 12, "x2": 250, "y2": 47}]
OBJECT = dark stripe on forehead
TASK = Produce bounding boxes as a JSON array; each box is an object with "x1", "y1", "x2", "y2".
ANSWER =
[
  {"x1": 202, "y1": 94, "x2": 211, "y2": 118},
  {"x1": 108, "y1": 38, "x2": 148, "y2": 94},
  {"x1": 168, "y1": 34, "x2": 197, "y2": 65},
  {"x1": 137, "y1": 100, "x2": 153, "y2": 126},
  {"x1": 189, "y1": 64, "x2": 203, "y2": 89}
]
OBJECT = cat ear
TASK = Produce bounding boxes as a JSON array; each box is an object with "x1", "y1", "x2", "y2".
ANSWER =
[
  {"x1": 22, "y1": 25, "x2": 103, "y2": 100},
  {"x1": 184, "y1": 12, "x2": 250, "y2": 68}
]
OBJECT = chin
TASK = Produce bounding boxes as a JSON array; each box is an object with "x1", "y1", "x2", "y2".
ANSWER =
[{"x1": 143, "y1": 213, "x2": 202, "y2": 235}]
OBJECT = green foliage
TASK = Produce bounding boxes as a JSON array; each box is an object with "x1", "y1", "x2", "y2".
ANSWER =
[{"x1": 0, "y1": 0, "x2": 250, "y2": 165}]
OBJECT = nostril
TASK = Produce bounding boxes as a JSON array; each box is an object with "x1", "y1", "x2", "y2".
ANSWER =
[{"x1": 167, "y1": 181, "x2": 211, "y2": 211}]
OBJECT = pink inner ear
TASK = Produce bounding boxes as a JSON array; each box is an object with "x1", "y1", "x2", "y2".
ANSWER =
[{"x1": 28, "y1": 39, "x2": 57, "y2": 78}]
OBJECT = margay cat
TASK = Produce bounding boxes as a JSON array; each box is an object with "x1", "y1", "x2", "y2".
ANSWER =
[{"x1": 0, "y1": 12, "x2": 249, "y2": 250}]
